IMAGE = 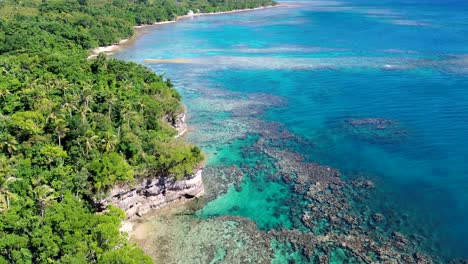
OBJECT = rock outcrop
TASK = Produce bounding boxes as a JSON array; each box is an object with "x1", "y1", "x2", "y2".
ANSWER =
[
  {"x1": 97, "y1": 109, "x2": 199, "y2": 219},
  {"x1": 167, "y1": 111, "x2": 188, "y2": 138},
  {"x1": 98, "y1": 169, "x2": 204, "y2": 219}
]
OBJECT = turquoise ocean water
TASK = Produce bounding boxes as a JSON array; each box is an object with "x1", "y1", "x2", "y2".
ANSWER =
[{"x1": 115, "y1": 0, "x2": 468, "y2": 261}]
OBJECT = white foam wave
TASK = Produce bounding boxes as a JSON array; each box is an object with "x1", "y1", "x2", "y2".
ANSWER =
[{"x1": 391, "y1": 19, "x2": 430, "y2": 26}]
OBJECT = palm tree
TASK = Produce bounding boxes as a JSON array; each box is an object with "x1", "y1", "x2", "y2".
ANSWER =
[
  {"x1": 33, "y1": 184, "x2": 56, "y2": 219},
  {"x1": 106, "y1": 93, "x2": 118, "y2": 119},
  {"x1": 0, "y1": 134, "x2": 18, "y2": 154},
  {"x1": 81, "y1": 84, "x2": 94, "y2": 108},
  {"x1": 83, "y1": 130, "x2": 99, "y2": 155},
  {"x1": 120, "y1": 102, "x2": 137, "y2": 127},
  {"x1": 0, "y1": 157, "x2": 17, "y2": 212},
  {"x1": 54, "y1": 118, "x2": 69, "y2": 146},
  {"x1": 0, "y1": 85, "x2": 10, "y2": 102},
  {"x1": 45, "y1": 110, "x2": 57, "y2": 126},
  {"x1": 138, "y1": 99, "x2": 146, "y2": 113},
  {"x1": 79, "y1": 105, "x2": 92, "y2": 125},
  {"x1": 37, "y1": 97, "x2": 59, "y2": 123},
  {"x1": 54, "y1": 78, "x2": 71, "y2": 97},
  {"x1": 61, "y1": 99, "x2": 77, "y2": 119},
  {"x1": 101, "y1": 131, "x2": 118, "y2": 152},
  {"x1": 0, "y1": 177, "x2": 17, "y2": 212}
]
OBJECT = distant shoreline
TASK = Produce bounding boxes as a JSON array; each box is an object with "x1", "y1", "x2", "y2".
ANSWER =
[{"x1": 88, "y1": 3, "x2": 287, "y2": 58}]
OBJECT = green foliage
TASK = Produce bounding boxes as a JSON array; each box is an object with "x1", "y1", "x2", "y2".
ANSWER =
[
  {"x1": 0, "y1": 0, "x2": 275, "y2": 52},
  {"x1": 88, "y1": 153, "x2": 134, "y2": 192},
  {"x1": 154, "y1": 140, "x2": 204, "y2": 180},
  {"x1": 0, "y1": 193, "x2": 151, "y2": 263},
  {"x1": 11, "y1": 111, "x2": 45, "y2": 136},
  {"x1": 0, "y1": 0, "x2": 273, "y2": 262}
]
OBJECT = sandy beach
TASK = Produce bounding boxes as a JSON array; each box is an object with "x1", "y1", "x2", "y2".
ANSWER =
[{"x1": 88, "y1": 3, "x2": 288, "y2": 58}]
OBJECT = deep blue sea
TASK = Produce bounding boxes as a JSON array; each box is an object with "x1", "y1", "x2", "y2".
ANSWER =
[{"x1": 115, "y1": 0, "x2": 468, "y2": 262}]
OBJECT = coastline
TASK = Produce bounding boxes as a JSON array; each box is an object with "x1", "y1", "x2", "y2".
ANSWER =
[
  {"x1": 99, "y1": 2, "x2": 292, "y2": 261},
  {"x1": 91, "y1": 3, "x2": 286, "y2": 233},
  {"x1": 88, "y1": 3, "x2": 286, "y2": 58},
  {"x1": 94, "y1": 1, "x2": 467, "y2": 262},
  {"x1": 120, "y1": 198, "x2": 195, "y2": 237}
]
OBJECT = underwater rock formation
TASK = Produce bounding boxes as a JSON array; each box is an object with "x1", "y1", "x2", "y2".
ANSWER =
[{"x1": 342, "y1": 117, "x2": 408, "y2": 144}]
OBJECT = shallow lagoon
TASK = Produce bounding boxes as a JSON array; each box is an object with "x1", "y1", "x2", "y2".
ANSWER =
[{"x1": 115, "y1": 0, "x2": 468, "y2": 262}]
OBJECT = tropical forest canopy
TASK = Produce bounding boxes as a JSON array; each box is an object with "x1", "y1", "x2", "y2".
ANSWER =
[{"x1": 0, "y1": 0, "x2": 275, "y2": 263}]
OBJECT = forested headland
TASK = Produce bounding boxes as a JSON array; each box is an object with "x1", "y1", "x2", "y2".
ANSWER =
[{"x1": 0, "y1": 0, "x2": 275, "y2": 263}]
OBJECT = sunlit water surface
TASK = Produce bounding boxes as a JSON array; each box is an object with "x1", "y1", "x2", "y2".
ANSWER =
[{"x1": 114, "y1": 0, "x2": 468, "y2": 262}]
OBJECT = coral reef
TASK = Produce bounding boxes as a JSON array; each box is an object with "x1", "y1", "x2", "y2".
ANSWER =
[{"x1": 341, "y1": 117, "x2": 408, "y2": 144}]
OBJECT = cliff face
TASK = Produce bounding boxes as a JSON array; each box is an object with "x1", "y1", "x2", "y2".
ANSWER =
[
  {"x1": 97, "y1": 110, "x2": 199, "y2": 219},
  {"x1": 98, "y1": 169, "x2": 204, "y2": 219},
  {"x1": 168, "y1": 111, "x2": 188, "y2": 138}
]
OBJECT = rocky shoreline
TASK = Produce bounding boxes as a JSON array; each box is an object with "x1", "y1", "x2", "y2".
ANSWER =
[
  {"x1": 97, "y1": 109, "x2": 200, "y2": 220},
  {"x1": 97, "y1": 169, "x2": 204, "y2": 220}
]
